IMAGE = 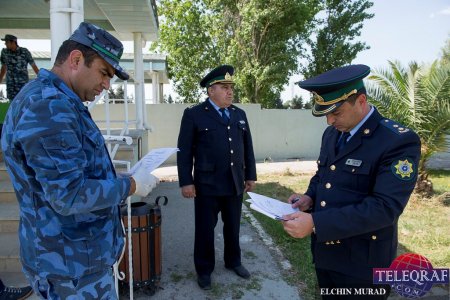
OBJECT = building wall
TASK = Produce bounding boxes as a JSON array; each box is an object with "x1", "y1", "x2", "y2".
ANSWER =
[{"x1": 90, "y1": 103, "x2": 328, "y2": 164}]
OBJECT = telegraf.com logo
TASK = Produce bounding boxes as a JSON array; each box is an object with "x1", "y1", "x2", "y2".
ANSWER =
[{"x1": 373, "y1": 253, "x2": 449, "y2": 298}]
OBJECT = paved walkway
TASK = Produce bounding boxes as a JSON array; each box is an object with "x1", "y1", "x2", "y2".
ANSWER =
[
  {"x1": 10, "y1": 160, "x2": 450, "y2": 299},
  {"x1": 125, "y1": 161, "x2": 317, "y2": 299}
]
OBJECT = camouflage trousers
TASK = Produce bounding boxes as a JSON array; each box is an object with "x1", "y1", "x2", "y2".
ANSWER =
[{"x1": 25, "y1": 268, "x2": 118, "y2": 300}]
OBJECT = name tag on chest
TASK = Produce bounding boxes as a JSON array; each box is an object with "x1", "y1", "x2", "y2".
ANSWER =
[{"x1": 345, "y1": 159, "x2": 362, "y2": 167}]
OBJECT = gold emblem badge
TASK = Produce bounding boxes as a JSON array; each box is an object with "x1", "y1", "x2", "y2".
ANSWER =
[
  {"x1": 392, "y1": 159, "x2": 414, "y2": 180},
  {"x1": 225, "y1": 72, "x2": 233, "y2": 81}
]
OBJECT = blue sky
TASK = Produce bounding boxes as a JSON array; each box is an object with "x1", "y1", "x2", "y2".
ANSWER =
[
  {"x1": 282, "y1": 0, "x2": 450, "y2": 101},
  {"x1": 354, "y1": 0, "x2": 449, "y2": 68},
  {"x1": 10, "y1": 0, "x2": 450, "y2": 101}
]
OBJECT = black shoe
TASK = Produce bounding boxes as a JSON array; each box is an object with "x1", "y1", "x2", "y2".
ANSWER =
[
  {"x1": 226, "y1": 265, "x2": 251, "y2": 279},
  {"x1": 197, "y1": 275, "x2": 212, "y2": 290},
  {"x1": 0, "y1": 285, "x2": 33, "y2": 300}
]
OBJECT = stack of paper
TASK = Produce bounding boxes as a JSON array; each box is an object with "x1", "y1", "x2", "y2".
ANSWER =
[{"x1": 246, "y1": 192, "x2": 298, "y2": 220}]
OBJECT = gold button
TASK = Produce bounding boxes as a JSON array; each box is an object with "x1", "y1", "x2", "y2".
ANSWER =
[
  {"x1": 317, "y1": 160, "x2": 321, "y2": 164},
  {"x1": 229, "y1": 138, "x2": 232, "y2": 141},
  {"x1": 231, "y1": 162, "x2": 234, "y2": 166},
  {"x1": 205, "y1": 128, "x2": 208, "y2": 131},
  {"x1": 384, "y1": 120, "x2": 389, "y2": 122},
  {"x1": 399, "y1": 127, "x2": 404, "y2": 130},
  {"x1": 325, "y1": 183, "x2": 331, "y2": 189},
  {"x1": 326, "y1": 242, "x2": 330, "y2": 245},
  {"x1": 320, "y1": 201, "x2": 326, "y2": 207},
  {"x1": 330, "y1": 241, "x2": 335, "y2": 245},
  {"x1": 393, "y1": 124, "x2": 399, "y2": 128},
  {"x1": 372, "y1": 235, "x2": 377, "y2": 240},
  {"x1": 352, "y1": 168, "x2": 355, "y2": 173},
  {"x1": 227, "y1": 126, "x2": 230, "y2": 130},
  {"x1": 230, "y1": 150, "x2": 234, "y2": 154},
  {"x1": 364, "y1": 129, "x2": 370, "y2": 134},
  {"x1": 330, "y1": 165, "x2": 336, "y2": 171},
  {"x1": 336, "y1": 240, "x2": 341, "y2": 244}
]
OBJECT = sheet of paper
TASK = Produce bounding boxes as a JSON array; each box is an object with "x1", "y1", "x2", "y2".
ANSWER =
[
  {"x1": 249, "y1": 202, "x2": 278, "y2": 220},
  {"x1": 128, "y1": 147, "x2": 179, "y2": 175},
  {"x1": 247, "y1": 192, "x2": 298, "y2": 219}
]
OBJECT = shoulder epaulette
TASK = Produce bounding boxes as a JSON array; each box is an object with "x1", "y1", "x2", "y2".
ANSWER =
[
  {"x1": 186, "y1": 103, "x2": 200, "y2": 110},
  {"x1": 379, "y1": 119, "x2": 410, "y2": 135}
]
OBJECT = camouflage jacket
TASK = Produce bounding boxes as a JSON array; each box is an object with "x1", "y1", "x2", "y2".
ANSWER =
[
  {"x1": 1, "y1": 69, "x2": 130, "y2": 279},
  {"x1": 0, "y1": 47, "x2": 34, "y2": 98}
]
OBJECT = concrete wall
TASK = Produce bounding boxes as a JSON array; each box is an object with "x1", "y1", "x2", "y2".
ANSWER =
[
  {"x1": 90, "y1": 103, "x2": 328, "y2": 164},
  {"x1": 91, "y1": 103, "x2": 450, "y2": 170},
  {"x1": 91, "y1": 104, "x2": 326, "y2": 163}
]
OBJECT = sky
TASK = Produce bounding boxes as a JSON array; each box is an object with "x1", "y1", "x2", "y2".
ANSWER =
[
  {"x1": 6, "y1": 0, "x2": 450, "y2": 102},
  {"x1": 281, "y1": 0, "x2": 450, "y2": 101}
]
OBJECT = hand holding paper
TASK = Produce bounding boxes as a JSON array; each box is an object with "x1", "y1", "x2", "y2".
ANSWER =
[
  {"x1": 128, "y1": 147, "x2": 179, "y2": 175},
  {"x1": 132, "y1": 165, "x2": 159, "y2": 197},
  {"x1": 246, "y1": 192, "x2": 298, "y2": 220}
]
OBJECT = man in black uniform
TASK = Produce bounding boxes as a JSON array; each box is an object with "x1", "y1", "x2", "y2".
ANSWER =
[
  {"x1": 282, "y1": 65, "x2": 421, "y2": 299},
  {"x1": 177, "y1": 65, "x2": 257, "y2": 290}
]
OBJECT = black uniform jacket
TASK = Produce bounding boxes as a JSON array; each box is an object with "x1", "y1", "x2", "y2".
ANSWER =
[
  {"x1": 177, "y1": 100, "x2": 257, "y2": 196},
  {"x1": 307, "y1": 108, "x2": 421, "y2": 280}
]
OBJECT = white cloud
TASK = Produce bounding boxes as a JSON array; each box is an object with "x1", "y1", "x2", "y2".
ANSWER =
[{"x1": 438, "y1": 7, "x2": 450, "y2": 15}]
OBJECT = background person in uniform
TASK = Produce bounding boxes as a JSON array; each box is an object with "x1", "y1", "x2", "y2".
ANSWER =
[
  {"x1": 177, "y1": 65, "x2": 257, "y2": 290},
  {"x1": 0, "y1": 278, "x2": 33, "y2": 300},
  {"x1": 0, "y1": 34, "x2": 39, "y2": 101},
  {"x1": 1, "y1": 22, "x2": 158, "y2": 299},
  {"x1": 282, "y1": 65, "x2": 421, "y2": 299}
]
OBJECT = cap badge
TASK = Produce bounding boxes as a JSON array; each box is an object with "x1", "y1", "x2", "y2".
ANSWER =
[{"x1": 225, "y1": 72, "x2": 233, "y2": 81}]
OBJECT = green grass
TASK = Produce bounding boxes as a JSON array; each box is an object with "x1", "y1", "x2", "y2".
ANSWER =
[
  {"x1": 428, "y1": 170, "x2": 450, "y2": 195},
  {"x1": 244, "y1": 171, "x2": 318, "y2": 299},
  {"x1": 397, "y1": 169, "x2": 450, "y2": 268},
  {"x1": 246, "y1": 169, "x2": 450, "y2": 299}
]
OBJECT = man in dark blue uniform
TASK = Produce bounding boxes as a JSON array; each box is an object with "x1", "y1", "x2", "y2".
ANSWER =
[
  {"x1": 177, "y1": 65, "x2": 257, "y2": 290},
  {"x1": 282, "y1": 65, "x2": 421, "y2": 299}
]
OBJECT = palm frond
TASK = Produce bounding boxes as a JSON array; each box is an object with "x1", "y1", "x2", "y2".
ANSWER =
[{"x1": 367, "y1": 60, "x2": 450, "y2": 175}]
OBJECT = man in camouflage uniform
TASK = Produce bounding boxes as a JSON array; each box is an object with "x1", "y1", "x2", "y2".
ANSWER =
[
  {"x1": 1, "y1": 22, "x2": 158, "y2": 299},
  {"x1": 0, "y1": 34, "x2": 39, "y2": 101}
]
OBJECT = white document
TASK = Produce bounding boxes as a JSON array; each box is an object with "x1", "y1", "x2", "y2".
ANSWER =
[
  {"x1": 246, "y1": 192, "x2": 298, "y2": 220},
  {"x1": 128, "y1": 147, "x2": 179, "y2": 175}
]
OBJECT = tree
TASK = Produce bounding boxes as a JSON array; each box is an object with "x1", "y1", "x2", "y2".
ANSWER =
[
  {"x1": 285, "y1": 95, "x2": 305, "y2": 109},
  {"x1": 302, "y1": 0, "x2": 374, "y2": 78},
  {"x1": 225, "y1": 0, "x2": 319, "y2": 108},
  {"x1": 153, "y1": 0, "x2": 320, "y2": 107},
  {"x1": 367, "y1": 61, "x2": 450, "y2": 196},
  {"x1": 108, "y1": 87, "x2": 116, "y2": 99},
  {"x1": 164, "y1": 94, "x2": 175, "y2": 104}
]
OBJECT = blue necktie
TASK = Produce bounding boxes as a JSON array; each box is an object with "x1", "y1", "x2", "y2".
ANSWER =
[
  {"x1": 219, "y1": 108, "x2": 229, "y2": 123},
  {"x1": 335, "y1": 132, "x2": 350, "y2": 154}
]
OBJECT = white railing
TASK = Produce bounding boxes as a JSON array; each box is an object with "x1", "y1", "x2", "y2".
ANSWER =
[{"x1": 86, "y1": 79, "x2": 140, "y2": 299}]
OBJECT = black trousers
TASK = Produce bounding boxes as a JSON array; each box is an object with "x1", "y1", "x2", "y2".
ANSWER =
[
  {"x1": 316, "y1": 268, "x2": 391, "y2": 300},
  {"x1": 194, "y1": 194, "x2": 243, "y2": 276}
]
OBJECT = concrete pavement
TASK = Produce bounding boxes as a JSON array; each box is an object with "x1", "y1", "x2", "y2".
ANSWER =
[
  {"x1": 127, "y1": 161, "x2": 316, "y2": 299},
  {"x1": 127, "y1": 181, "x2": 302, "y2": 300}
]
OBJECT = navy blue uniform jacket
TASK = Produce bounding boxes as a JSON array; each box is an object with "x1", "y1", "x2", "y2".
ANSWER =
[
  {"x1": 307, "y1": 108, "x2": 421, "y2": 280},
  {"x1": 177, "y1": 101, "x2": 257, "y2": 196}
]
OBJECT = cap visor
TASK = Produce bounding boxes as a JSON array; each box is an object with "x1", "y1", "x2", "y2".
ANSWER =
[
  {"x1": 312, "y1": 101, "x2": 344, "y2": 117},
  {"x1": 115, "y1": 68, "x2": 129, "y2": 80},
  {"x1": 99, "y1": 54, "x2": 129, "y2": 80}
]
